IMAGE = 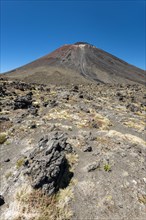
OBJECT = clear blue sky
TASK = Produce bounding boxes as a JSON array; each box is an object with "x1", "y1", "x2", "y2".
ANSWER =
[{"x1": 1, "y1": 0, "x2": 145, "y2": 73}]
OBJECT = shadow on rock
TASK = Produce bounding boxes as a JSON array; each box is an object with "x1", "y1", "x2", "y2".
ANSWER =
[{"x1": 23, "y1": 131, "x2": 74, "y2": 196}]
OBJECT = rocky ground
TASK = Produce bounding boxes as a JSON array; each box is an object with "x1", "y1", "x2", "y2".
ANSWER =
[{"x1": 0, "y1": 78, "x2": 146, "y2": 220}]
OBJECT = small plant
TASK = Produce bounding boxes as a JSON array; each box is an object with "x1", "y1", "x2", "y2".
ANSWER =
[
  {"x1": 16, "y1": 158, "x2": 25, "y2": 169},
  {"x1": 138, "y1": 194, "x2": 146, "y2": 204},
  {"x1": 5, "y1": 171, "x2": 12, "y2": 179},
  {"x1": 104, "y1": 164, "x2": 111, "y2": 172},
  {"x1": 5, "y1": 140, "x2": 11, "y2": 145},
  {"x1": 15, "y1": 188, "x2": 73, "y2": 220},
  {"x1": 0, "y1": 132, "x2": 7, "y2": 144},
  {"x1": 66, "y1": 153, "x2": 78, "y2": 166}
]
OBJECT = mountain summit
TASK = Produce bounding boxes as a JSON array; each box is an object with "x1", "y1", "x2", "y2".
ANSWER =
[{"x1": 4, "y1": 42, "x2": 145, "y2": 85}]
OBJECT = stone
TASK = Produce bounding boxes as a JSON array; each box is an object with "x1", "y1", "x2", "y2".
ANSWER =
[
  {"x1": 79, "y1": 94, "x2": 84, "y2": 98},
  {"x1": 28, "y1": 107, "x2": 38, "y2": 116},
  {"x1": 30, "y1": 123, "x2": 37, "y2": 129},
  {"x1": 0, "y1": 86, "x2": 6, "y2": 97},
  {"x1": 14, "y1": 94, "x2": 32, "y2": 109},
  {"x1": 143, "y1": 178, "x2": 146, "y2": 184},
  {"x1": 72, "y1": 85, "x2": 79, "y2": 92},
  {"x1": 126, "y1": 104, "x2": 139, "y2": 112},
  {"x1": 0, "y1": 116, "x2": 10, "y2": 122},
  {"x1": 23, "y1": 132, "x2": 73, "y2": 195},
  {"x1": 43, "y1": 101, "x2": 49, "y2": 107},
  {"x1": 0, "y1": 195, "x2": 5, "y2": 206},
  {"x1": 4, "y1": 158, "x2": 10, "y2": 162},
  {"x1": 49, "y1": 100, "x2": 58, "y2": 108},
  {"x1": 87, "y1": 162, "x2": 100, "y2": 172},
  {"x1": 83, "y1": 146, "x2": 92, "y2": 152}
]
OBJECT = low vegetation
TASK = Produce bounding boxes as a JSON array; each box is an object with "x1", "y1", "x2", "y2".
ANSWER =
[
  {"x1": 0, "y1": 132, "x2": 7, "y2": 144},
  {"x1": 104, "y1": 164, "x2": 111, "y2": 172},
  {"x1": 15, "y1": 182, "x2": 74, "y2": 220},
  {"x1": 5, "y1": 171, "x2": 12, "y2": 179},
  {"x1": 16, "y1": 158, "x2": 25, "y2": 169}
]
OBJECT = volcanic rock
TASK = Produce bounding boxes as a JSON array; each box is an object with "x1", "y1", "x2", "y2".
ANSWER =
[
  {"x1": 23, "y1": 132, "x2": 73, "y2": 195},
  {"x1": 0, "y1": 195, "x2": 5, "y2": 206},
  {"x1": 13, "y1": 94, "x2": 32, "y2": 110}
]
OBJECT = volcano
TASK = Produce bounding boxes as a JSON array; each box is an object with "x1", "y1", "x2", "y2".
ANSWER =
[{"x1": 3, "y1": 42, "x2": 145, "y2": 85}]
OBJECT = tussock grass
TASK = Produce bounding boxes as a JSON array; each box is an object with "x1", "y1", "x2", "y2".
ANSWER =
[
  {"x1": 66, "y1": 153, "x2": 79, "y2": 167},
  {"x1": 0, "y1": 132, "x2": 7, "y2": 144},
  {"x1": 46, "y1": 108, "x2": 111, "y2": 130},
  {"x1": 14, "y1": 184, "x2": 74, "y2": 220},
  {"x1": 138, "y1": 194, "x2": 146, "y2": 205},
  {"x1": 16, "y1": 158, "x2": 25, "y2": 169},
  {"x1": 5, "y1": 171, "x2": 12, "y2": 179}
]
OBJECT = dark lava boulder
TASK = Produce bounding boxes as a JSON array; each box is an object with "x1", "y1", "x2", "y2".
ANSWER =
[
  {"x1": 13, "y1": 93, "x2": 32, "y2": 110},
  {"x1": 23, "y1": 132, "x2": 73, "y2": 195},
  {"x1": 0, "y1": 195, "x2": 5, "y2": 206},
  {"x1": 0, "y1": 86, "x2": 6, "y2": 97}
]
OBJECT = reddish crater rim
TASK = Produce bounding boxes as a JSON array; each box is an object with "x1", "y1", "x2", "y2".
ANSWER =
[
  {"x1": 43, "y1": 42, "x2": 97, "y2": 60},
  {"x1": 74, "y1": 42, "x2": 94, "y2": 46}
]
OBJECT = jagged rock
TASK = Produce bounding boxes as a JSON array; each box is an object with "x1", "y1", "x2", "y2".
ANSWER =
[
  {"x1": 0, "y1": 116, "x2": 10, "y2": 122},
  {"x1": 13, "y1": 94, "x2": 32, "y2": 110},
  {"x1": 4, "y1": 158, "x2": 10, "y2": 162},
  {"x1": 0, "y1": 195, "x2": 5, "y2": 206},
  {"x1": 83, "y1": 146, "x2": 92, "y2": 152},
  {"x1": 43, "y1": 101, "x2": 49, "y2": 107},
  {"x1": 29, "y1": 122, "x2": 37, "y2": 129},
  {"x1": 0, "y1": 86, "x2": 6, "y2": 97},
  {"x1": 23, "y1": 132, "x2": 73, "y2": 195},
  {"x1": 126, "y1": 103, "x2": 140, "y2": 112},
  {"x1": 86, "y1": 162, "x2": 100, "y2": 172},
  {"x1": 28, "y1": 106, "x2": 38, "y2": 116},
  {"x1": 79, "y1": 93, "x2": 84, "y2": 99},
  {"x1": 72, "y1": 85, "x2": 79, "y2": 92},
  {"x1": 49, "y1": 100, "x2": 58, "y2": 107},
  {"x1": 14, "y1": 82, "x2": 34, "y2": 91}
]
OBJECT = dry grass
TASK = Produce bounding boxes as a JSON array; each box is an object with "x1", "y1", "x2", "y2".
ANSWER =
[
  {"x1": 66, "y1": 153, "x2": 78, "y2": 166},
  {"x1": 16, "y1": 158, "x2": 25, "y2": 169},
  {"x1": 106, "y1": 130, "x2": 146, "y2": 146},
  {"x1": 5, "y1": 171, "x2": 12, "y2": 179},
  {"x1": 46, "y1": 108, "x2": 111, "y2": 130},
  {"x1": 138, "y1": 194, "x2": 146, "y2": 205},
  {"x1": 14, "y1": 183, "x2": 74, "y2": 220},
  {"x1": 0, "y1": 132, "x2": 7, "y2": 144},
  {"x1": 0, "y1": 120, "x2": 12, "y2": 132},
  {"x1": 123, "y1": 119, "x2": 145, "y2": 132}
]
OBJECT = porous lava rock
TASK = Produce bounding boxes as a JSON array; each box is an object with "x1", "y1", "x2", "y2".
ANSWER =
[
  {"x1": 0, "y1": 195, "x2": 5, "y2": 206},
  {"x1": 13, "y1": 93, "x2": 32, "y2": 110},
  {"x1": 23, "y1": 132, "x2": 73, "y2": 195}
]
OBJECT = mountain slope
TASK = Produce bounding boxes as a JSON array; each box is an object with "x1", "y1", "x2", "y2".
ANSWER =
[{"x1": 3, "y1": 42, "x2": 145, "y2": 85}]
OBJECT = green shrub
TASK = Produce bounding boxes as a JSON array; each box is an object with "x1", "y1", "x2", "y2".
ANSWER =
[{"x1": 104, "y1": 164, "x2": 111, "y2": 172}]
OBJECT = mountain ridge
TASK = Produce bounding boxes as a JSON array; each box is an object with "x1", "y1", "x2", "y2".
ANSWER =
[{"x1": 3, "y1": 42, "x2": 145, "y2": 85}]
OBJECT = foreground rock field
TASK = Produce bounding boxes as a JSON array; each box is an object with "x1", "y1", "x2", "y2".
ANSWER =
[{"x1": 0, "y1": 78, "x2": 146, "y2": 220}]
